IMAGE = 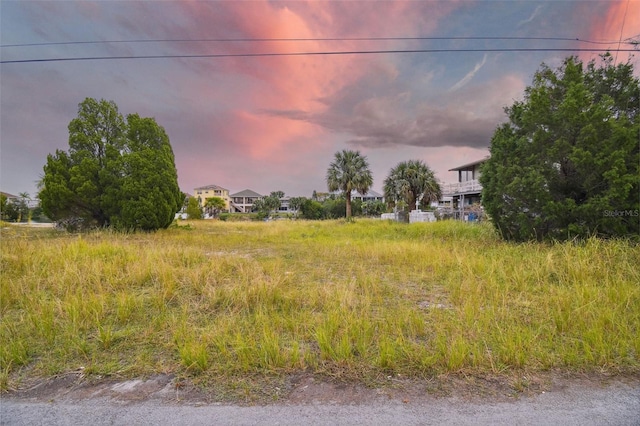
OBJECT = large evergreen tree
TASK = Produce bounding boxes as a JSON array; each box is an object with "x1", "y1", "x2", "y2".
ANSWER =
[
  {"x1": 481, "y1": 55, "x2": 639, "y2": 241},
  {"x1": 39, "y1": 98, "x2": 182, "y2": 231}
]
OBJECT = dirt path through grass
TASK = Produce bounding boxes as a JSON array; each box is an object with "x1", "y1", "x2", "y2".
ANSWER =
[{"x1": 3, "y1": 374, "x2": 639, "y2": 425}]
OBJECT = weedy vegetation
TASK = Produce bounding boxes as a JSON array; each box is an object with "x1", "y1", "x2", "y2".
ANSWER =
[{"x1": 1, "y1": 219, "x2": 638, "y2": 397}]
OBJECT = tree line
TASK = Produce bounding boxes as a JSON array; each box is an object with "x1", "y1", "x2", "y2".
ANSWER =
[
  {"x1": 35, "y1": 53, "x2": 638, "y2": 240},
  {"x1": 181, "y1": 190, "x2": 389, "y2": 221},
  {"x1": 0, "y1": 192, "x2": 44, "y2": 223},
  {"x1": 180, "y1": 154, "x2": 442, "y2": 222}
]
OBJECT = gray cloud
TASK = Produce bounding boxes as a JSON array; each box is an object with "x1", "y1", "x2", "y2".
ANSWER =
[
  {"x1": 325, "y1": 104, "x2": 496, "y2": 149},
  {"x1": 263, "y1": 103, "x2": 497, "y2": 150},
  {"x1": 263, "y1": 81, "x2": 505, "y2": 150}
]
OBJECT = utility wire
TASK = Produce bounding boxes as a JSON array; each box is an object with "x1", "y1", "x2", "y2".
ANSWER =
[
  {"x1": 615, "y1": 0, "x2": 631, "y2": 63},
  {"x1": 1, "y1": 47, "x2": 637, "y2": 64},
  {"x1": 1, "y1": 35, "x2": 634, "y2": 49}
]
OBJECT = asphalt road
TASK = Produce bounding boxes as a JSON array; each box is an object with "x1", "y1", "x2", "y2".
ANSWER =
[{"x1": 2, "y1": 380, "x2": 639, "y2": 426}]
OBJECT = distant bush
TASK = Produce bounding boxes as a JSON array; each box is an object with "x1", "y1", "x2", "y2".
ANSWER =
[{"x1": 219, "y1": 213, "x2": 256, "y2": 221}]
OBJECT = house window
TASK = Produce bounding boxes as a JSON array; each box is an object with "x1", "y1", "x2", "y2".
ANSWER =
[
  {"x1": 460, "y1": 170, "x2": 474, "y2": 182},
  {"x1": 473, "y1": 168, "x2": 481, "y2": 180}
]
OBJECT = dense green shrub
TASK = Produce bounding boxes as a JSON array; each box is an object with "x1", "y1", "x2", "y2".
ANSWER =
[{"x1": 481, "y1": 55, "x2": 639, "y2": 241}]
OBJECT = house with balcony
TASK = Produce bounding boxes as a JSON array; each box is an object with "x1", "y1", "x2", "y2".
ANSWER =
[
  {"x1": 351, "y1": 189, "x2": 384, "y2": 203},
  {"x1": 327, "y1": 189, "x2": 385, "y2": 203},
  {"x1": 1, "y1": 192, "x2": 39, "y2": 209},
  {"x1": 193, "y1": 184, "x2": 231, "y2": 211},
  {"x1": 440, "y1": 157, "x2": 488, "y2": 219},
  {"x1": 230, "y1": 189, "x2": 263, "y2": 213},
  {"x1": 1, "y1": 191, "x2": 20, "y2": 205},
  {"x1": 277, "y1": 196, "x2": 293, "y2": 213}
]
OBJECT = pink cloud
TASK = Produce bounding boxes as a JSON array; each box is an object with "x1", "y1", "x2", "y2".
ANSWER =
[
  {"x1": 157, "y1": 1, "x2": 466, "y2": 165},
  {"x1": 586, "y1": 1, "x2": 640, "y2": 64},
  {"x1": 589, "y1": 1, "x2": 640, "y2": 42}
]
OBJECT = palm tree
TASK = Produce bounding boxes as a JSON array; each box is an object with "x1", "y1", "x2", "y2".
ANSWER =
[
  {"x1": 326, "y1": 150, "x2": 373, "y2": 219},
  {"x1": 18, "y1": 192, "x2": 31, "y2": 223},
  {"x1": 204, "y1": 197, "x2": 226, "y2": 218},
  {"x1": 289, "y1": 197, "x2": 305, "y2": 218},
  {"x1": 383, "y1": 160, "x2": 441, "y2": 213}
]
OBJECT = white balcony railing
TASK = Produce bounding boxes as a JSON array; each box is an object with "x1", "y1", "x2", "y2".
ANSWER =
[{"x1": 441, "y1": 179, "x2": 482, "y2": 196}]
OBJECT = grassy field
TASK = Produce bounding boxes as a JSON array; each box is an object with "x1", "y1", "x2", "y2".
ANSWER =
[{"x1": 1, "y1": 219, "x2": 639, "y2": 397}]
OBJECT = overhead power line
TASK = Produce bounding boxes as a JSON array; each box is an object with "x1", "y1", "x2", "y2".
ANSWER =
[
  {"x1": 1, "y1": 47, "x2": 637, "y2": 65},
  {"x1": 1, "y1": 35, "x2": 633, "y2": 49},
  {"x1": 615, "y1": 0, "x2": 632, "y2": 63}
]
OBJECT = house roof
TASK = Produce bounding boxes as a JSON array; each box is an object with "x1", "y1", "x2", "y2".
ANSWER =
[
  {"x1": 230, "y1": 189, "x2": 263, "y2": 198},
  {"x1": 1, "y1": 191, "x2": 19, "y2": 199},
  {"x1": 329, "y1": 189, "x2": 383, "y2": 198},
  {"x1": 361, "y1": 189, "x2": 383, "y2": 197},
  {"x1": 348, "y1": 189, "x2": 383, "y2": 198},
  {"x1": 448, "y1": 156, "x2": 490, "y2": 171},
  {"x1": 194, "y1": 184, "x2": 229, "y2": 191}
]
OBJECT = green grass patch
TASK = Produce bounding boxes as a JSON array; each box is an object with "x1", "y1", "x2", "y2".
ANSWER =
[{"x1": 1, "y1": 219, "x2": 638, "y2": 393}]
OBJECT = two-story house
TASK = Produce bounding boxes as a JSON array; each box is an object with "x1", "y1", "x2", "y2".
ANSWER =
[
  {"x1": 441, "y1": 157, "x2": 488, "y2": 219},
  {"x1": 193, "y1": 185, "x2": 231, "y2": 211},
  {"x1": 230, "y1": 189, "x2": 263, "y2": 213},
  {"x1": 328, "y1": 189, "x2": 385, "y2": 203},
  {"x1": 351, "y1": 189, "x2": 384, "y2": 203},
  {"x1": 277, "y1": 196, "x2": 293, "y2": 213}
]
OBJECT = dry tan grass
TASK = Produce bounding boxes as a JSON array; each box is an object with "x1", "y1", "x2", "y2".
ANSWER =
[{"x1": 1, "y1": 219, "x2": 639, "y2": 392}]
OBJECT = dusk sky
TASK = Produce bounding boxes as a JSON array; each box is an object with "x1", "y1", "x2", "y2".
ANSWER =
[{"x1": 1, "y1": 1, "x2": 638, "y2": 199}]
